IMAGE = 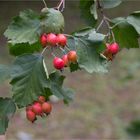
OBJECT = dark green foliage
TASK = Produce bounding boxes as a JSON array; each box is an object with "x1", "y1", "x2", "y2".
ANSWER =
[
  {"x1": 126, "y1": 120, "x2": 140, "y2": 137},
  {"x1": 0, "y1": 98, "x2": 16, "y2": 134}
]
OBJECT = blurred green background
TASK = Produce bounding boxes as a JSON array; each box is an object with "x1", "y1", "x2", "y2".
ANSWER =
[{"x1": 1, "y1": 0, "x2": 140, "y2": 140}]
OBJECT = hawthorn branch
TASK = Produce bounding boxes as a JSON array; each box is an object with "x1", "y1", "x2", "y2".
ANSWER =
[
  {"x1": 59, "y1": 47, "x2": 67, "y2": 55},
  {"x1": 42, "y1": 0, "x2": 47, "y2": 7},
  {"x1": 57, "y1": 0, "x2": 65, "y2": 12},
  {"x1": 41, "y1": 46, "x2": 49, "y2": 55},
  {"x1": 41, "y1": 47, "x2": 49, "y2": 79},
  {"x1": 65, "y1": 45, "x2": 70, "y2": 51},
  {"x1": 97, "y1": 0, "x2": 103, "y2": 14},
  {"x1": 50, "y1": 47, "x2": 57, "y2": 57},
  {"x1": 43, "y1": 59, "x2": 49, "y2": 79},
  {"x1": 96, "y1": 0, "x2": 115, "y2": 42},
  {"x1": 96, "y1": 19, "x2": 104, "y2": 31}
]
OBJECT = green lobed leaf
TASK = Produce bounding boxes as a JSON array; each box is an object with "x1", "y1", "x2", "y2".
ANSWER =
[
  {"x1": 101, "y1": 0, "x2": 122, "y2": 9},
  {"x1": 10, "y1": 55, "x2": 73, "y2": 107},
  {"x1": 127, "y1": 11, "x2": 140, "y2": 35},
  {"x1": 0, "y1": 98, "x2": 16, "y2": 134},
  {"x1": 4, "y1": 10, "x2": 41, "y2": 45},
  {"x1": 73, "y1": 27, "x2": 105, "y2": 40},
  {"x1": 8, "y1": 41, "x2": 42, "y2": 56},
  {"x1": 49, "y1": 72, "x2": 65, "y2": 99},
  {"x1": 0, "y1": 65, "x2": 11, "y2": 83},
  {"x1": 74, "y1": 27, "x2": 106, "y2": 53},
  {"x1": 79, "y1": 0, "x2": 97, "y2": 27},
  {"x1": 41, "y1": 8, "x2": 64, "y2": 34},
  {"x1": 111, "y1": 17, "x2": 139, "y2": 48},
  {"x1": 75, "y1": 38, "x2": 108, "y2": 73},
  {"x1": 11, "y1": 54, "x2": 49, "y2": 108},
  {"x1": 4, "y1": 8, "x2": 65, "y2": 55},
  {"x1": 70, "y1": 28, "x2": 108, "y2": 73},
  {"x1": 69, "y1": 63, "x2": 81, "y2": 72},
  {"x1": 49, "y1": 72, "x2": 74, "y2": 103}
]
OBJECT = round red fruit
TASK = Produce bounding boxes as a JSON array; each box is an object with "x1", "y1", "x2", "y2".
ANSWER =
[
  {"x1": 40, "y1": 33, "x2": 48, "y2": 47},
  {"x1": 62, "y1": 54, "x2": 69, "y2": 67},
  {"x1": 67, "y1": 50, "x2": 77, "y2": 63},
  {"x1": 26, "y1": 110, "x2": 36, "y2": 123},
  {"x1": 46, "y1": 33, "x2": 57, "y2": 46},
  {"x1": 57, "y1": 34, "x2": 67, "y2": 47},
  {"x1": 38, "y1": 96, "x2": 46, "y2": 104},
  {"x1": 53, "y1": 57, "x2": 65, "y2": 70},
  {"x1": 42, "y1": 102, "x2": 52, "y2": 114},
  {"x1": 107, "y1": 43, "x2": 119, "y2": 54},
  {"x1": 32, "y1": 102, "x2": 43, "y2": 116}
]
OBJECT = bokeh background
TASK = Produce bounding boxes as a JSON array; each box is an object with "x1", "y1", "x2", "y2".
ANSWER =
[{"x1": 0, "y1": 0, "x2": 140, "y2": 140}]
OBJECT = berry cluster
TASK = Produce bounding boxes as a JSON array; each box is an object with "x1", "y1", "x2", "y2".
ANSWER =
[
  {"x1": 53, "y1": 50, "x2": 77, "y2": 70},
  {"x1": 40, "y1": 33, "x2": 67, "y2": 47},
  {"x1": 40, "y1": 33, "x2": 77, "y2": 70},
  {"x1": 101, "y1": 42, "x2": 120, "y2": 61},
  {"x1": 26, "y1": 96, "x2": 52, "y2": 123}
]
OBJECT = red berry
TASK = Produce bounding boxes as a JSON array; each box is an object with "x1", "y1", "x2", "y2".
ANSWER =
[
  {"x1": 67, "y1": 50, "x2": 77, "y2": 63},
  {"x1": 62, "y1": 54, "x2": 69, "y2": 67},
  {"x1": 107, "y1": 43, "x2": 119, "y2": 55},
  {"x1": 38, "y1": 96, "x2": 46, "y2": 104},
  {"x1": 26, "y1": 110, "x2": 36, "y2": 123},
  {"x1": 46, "y1": 33, "x2": 57, "y2": 46},
  {"x1": 40, "y1": 33, "x2": 48, "y2": 47},
  {"x1": 53, "y1": 57, "x2": 65, "y2": 70},
  {"x1": 42, "y1": 102, "x2": 52, "y2": 114},
  {"x1": 57, "y1": 34, "x2": 67, "y2": 47},
  {"x1": 32, "y1": 102, "x2": 43, "y2": 116}
]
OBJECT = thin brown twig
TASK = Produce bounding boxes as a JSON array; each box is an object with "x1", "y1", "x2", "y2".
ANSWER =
[
  {"x1": 96, "y1": 19, "x2": 104, "y2": 31},
  {"x1": 57, "y1": 0, "x2": 65, "y2": 12},
  {"x1": 51, "y1": 52, "x2": 56, "y2": 57},
  {"x1": 96, "y1": 0, "x2": 116, "y2": 42},
  {"x1": 41, "y1": 46, "x2": 49, "y2": 55},
  {"x1": 65, "y1": 45, "x2": 71, "y2": 51},
  {"x1": 42, "y1": 0, "x2": 47, "y2": 7}
]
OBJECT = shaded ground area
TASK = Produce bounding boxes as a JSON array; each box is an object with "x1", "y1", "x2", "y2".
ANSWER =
[{"x1": 0, "y1": 1, "x2": 140, "y2": 140}]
